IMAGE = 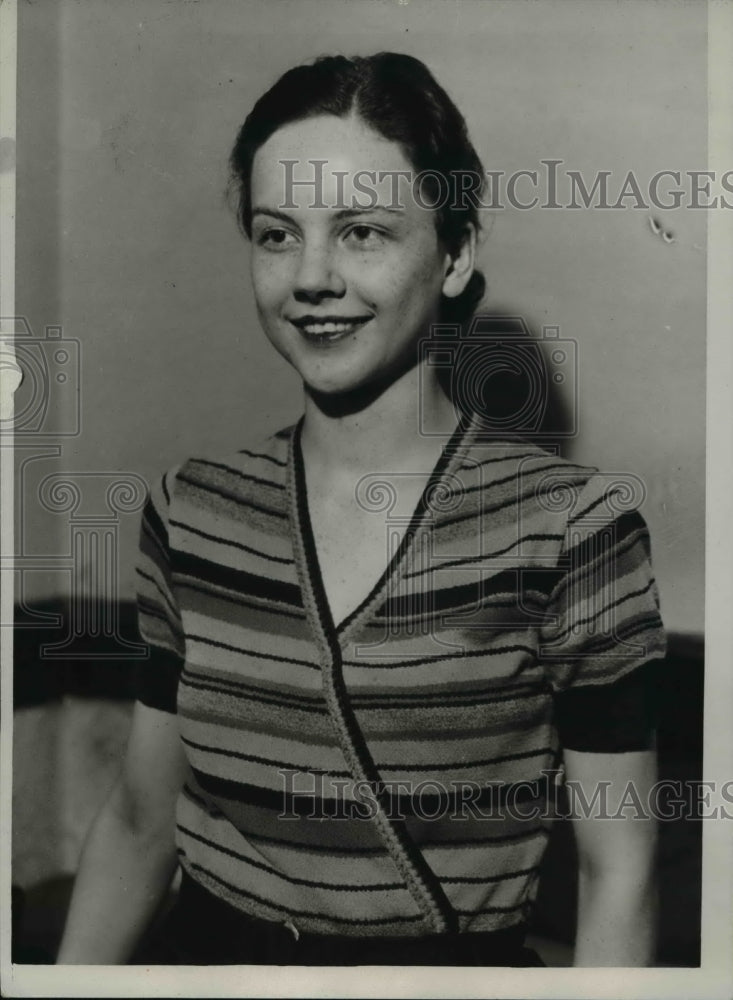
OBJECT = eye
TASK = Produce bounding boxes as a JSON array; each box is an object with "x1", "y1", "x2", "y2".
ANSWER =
[
  {"x1": 256, "y1": 227, "x2": 298, "y2": 251},
  {"x1": 344, "y1": 224, "x2": 388, "y2": 248}
]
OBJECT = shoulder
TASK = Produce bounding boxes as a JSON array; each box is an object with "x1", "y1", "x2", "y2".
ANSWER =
[
  {"x1": 451, "y1": 436, "x2": 648, "y2": 544},
  {"x1": 153, "y1": 423, "x2": 296, "y2": 515},
  {"x1": 171, "y1": 423, "x2": 294, "y2": 488},
  {"x1": 456, "y1": 436, "x2": 599, "y2": 504}
]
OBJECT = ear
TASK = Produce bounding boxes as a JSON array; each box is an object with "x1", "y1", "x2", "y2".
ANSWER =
[{"x1": 441, "y1": 223, "x2": 477, "y2": 300}]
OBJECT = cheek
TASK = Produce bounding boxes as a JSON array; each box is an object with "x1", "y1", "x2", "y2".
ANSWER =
[
  {"x1": 375, "y1": 255, "x2": 444, "y2": 316},
  {"x1": 250, "y1": 253, "x2": 293, "y2": 311},
  {"x1": 348, "y1": 240, "x2": 442, "y2": 306}
]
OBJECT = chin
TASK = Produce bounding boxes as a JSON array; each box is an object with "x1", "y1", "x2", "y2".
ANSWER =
[
  {"x1": 302, "y1": 361, "x2": 416, "y2": 414},
  {"x1": 296, "y1": 358, "x2": 379, "y2": 398},
  {"x1": 303, "y1": 374, "x2": 370, "y2": 398}
]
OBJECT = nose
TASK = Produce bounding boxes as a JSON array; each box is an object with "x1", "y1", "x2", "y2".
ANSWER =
[{"x1": 292, "y1": 241, "x2": 346, "y2": 303}]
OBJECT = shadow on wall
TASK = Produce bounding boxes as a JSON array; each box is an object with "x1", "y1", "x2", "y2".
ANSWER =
[{"x1": 433, "y1": 313, "x2": 575, "y2": 452}]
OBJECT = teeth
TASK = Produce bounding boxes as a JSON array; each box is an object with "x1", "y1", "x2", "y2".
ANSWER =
[{"x1": 301, "y1": 321, "x2": 357, "y2": 335}]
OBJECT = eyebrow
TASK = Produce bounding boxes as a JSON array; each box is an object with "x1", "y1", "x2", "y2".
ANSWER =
[{"x1": 251, "y1": 206, "x2": 404, "y2": 222}]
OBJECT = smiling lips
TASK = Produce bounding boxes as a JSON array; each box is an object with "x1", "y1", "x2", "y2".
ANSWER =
[{"x1": 289, "y1": 314, "x2": 373, "y2": 344}]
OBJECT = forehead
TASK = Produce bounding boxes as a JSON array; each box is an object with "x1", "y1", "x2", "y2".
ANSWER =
[{"x1": 250, "y1": 113, "x2": 417, "y2": 213}]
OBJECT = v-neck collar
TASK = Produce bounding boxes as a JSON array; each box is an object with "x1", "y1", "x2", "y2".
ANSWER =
[
  {"x1": 287, "y1": 410, "x2": 478, "y2": 648},
  {"x1": 284, "y1": 410, "x2": 472, "y2": 936}
]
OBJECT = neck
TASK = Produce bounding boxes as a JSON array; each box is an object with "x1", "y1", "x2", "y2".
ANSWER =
[{"x1": 300, "y1": 361, "x2": 459, "y2": 475}]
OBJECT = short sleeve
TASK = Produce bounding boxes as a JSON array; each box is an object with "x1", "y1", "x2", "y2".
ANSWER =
[
  {"x1": 135, "y1": 466, "x2": 185, "y2": 713},
  {"x1": 539, "y1": 474, "x2": 667, "y2": 752}
]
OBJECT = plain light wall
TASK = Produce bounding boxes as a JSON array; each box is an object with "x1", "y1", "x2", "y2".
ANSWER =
[{"x1": 15, "y1": 0, "x2": 706, "y2": 633}]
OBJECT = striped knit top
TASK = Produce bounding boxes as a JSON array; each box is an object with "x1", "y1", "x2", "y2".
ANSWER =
[{"x1": 135, "y1": 413, "x2": 666, "y2": 938}]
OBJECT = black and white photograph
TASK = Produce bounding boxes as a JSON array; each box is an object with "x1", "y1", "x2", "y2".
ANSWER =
[{"x1": 1, "y1": 0, "x2": 731, "y2": 996}]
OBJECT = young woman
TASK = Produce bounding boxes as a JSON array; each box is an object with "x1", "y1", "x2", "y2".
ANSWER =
[{"x1": 57, "y1": 53, "x2": 665, "y2": 967}]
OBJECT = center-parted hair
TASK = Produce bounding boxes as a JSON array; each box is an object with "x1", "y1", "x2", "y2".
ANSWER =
[{"x1": 229, "y1": 52, "x2": 486, "y2": 323}]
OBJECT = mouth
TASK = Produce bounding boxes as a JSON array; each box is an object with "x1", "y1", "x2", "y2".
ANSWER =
[{"x1": 288, "y1": 314, "x2": 373, "y2": 345}]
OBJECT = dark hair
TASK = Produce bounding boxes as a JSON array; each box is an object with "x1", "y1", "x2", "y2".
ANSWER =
[{"x1": 229, "y1": 52, "x2": 486, "y2": 324}]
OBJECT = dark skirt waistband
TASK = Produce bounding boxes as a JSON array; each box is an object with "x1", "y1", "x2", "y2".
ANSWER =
[{"x1": 138, "y1": 868, "x2": 545, "y2": 967}]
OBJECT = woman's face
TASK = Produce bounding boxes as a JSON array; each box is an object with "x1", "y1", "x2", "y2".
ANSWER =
[{"x1": 249, "y1": 113, "x2": 465, "y2": 397}]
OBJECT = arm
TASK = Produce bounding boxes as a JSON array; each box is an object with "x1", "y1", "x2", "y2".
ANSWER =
[
  {"x1": 56, "y1": 701, "x2": 189, "y2": 964},
  {"x1": 564, "y1": 746, "x2": 658, "y2": 967}
]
